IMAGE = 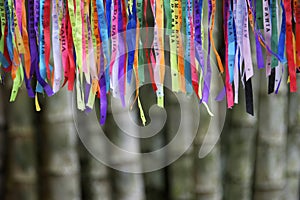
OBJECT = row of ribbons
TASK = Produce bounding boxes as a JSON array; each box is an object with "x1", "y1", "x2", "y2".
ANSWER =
[{"x1": 0, "y1": 0, "x2": 299, "y2": 125}]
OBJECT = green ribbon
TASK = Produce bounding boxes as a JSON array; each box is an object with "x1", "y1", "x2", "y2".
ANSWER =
[
  {"x1": 256, "y1": 0, "x2": 264, "y2": 29},
  {"x1": 137, "y1": 0, "x2": 144, "y2": 85},
  {"x1": 164, "y1": 0, "x2": 172, "y2": 34},
  {"x1": 270, "y1": 0, "x2": 278, "y2": 67}
]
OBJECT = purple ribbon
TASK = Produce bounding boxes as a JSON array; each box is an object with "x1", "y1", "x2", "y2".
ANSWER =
[
  {"x1": 253, "y1": 0, "x2": 265, "y2": 69},
  {"x1": 84, "y1": 83, "x2": 92, "y2": 113},
  {"x1": 28, "y1": 0, "x2": 53, "y2": 96},
  {"x1": 117, "y1": 0, "x2": 125, "y2": 107},
  {"x1": 194, "y1": 0, "x2": 205, "y2": 85},
  {"x1": 202, "y1": 0, "x2": 212, "y2": 104},
  {"x1": 99, "y1": 38, "x2": 107, "y2": 125},
  {"x1": 246, "y1": 0, "x2": 286, "y2": 63}
]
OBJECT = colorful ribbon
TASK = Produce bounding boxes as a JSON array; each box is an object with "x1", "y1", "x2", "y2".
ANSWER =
[{"x1": 0, "y1": 0, "x2": 298, "y2": 124}]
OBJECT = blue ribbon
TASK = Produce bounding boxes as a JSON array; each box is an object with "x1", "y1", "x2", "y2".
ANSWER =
[
  {"x1": 277, "y1": 0, "x2": 286, "y2": 61},
  {"x1": 126, "y1": 0, "x2": 136, "y2": 83},
  {"x1": 37, "y1": 0, "x2": 46, "y2": 93},
  {"x1": 185, "y1": 0, "x2": 192, "y2": 94},
  {"x1": 5, "y1": 0, "x2": 13, "y2": 64},
  {"x1": 106, "y1": 0, "x2": 111, "y2": 37},
  {"x1": 228, "y1": 7, "x2": 235, "y2": 83},
  {"x1": 96, "y1": 0, "x2": 110, "y2": 92}
]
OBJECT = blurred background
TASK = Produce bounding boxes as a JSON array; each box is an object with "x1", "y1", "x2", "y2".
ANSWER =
[{"x1": 0, "y1": 50, "x2": 299, "y2": 200}]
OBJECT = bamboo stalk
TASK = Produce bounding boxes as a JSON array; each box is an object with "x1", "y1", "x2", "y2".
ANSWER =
[
  {"x1": 253, "y1": 1, "x2": 288, "y2": 198},
  {"x1": 194, "y1": 91, "x2": 222, "y2": 200},
  {"x1": 77, "y1": 111, "x2": 111, "y2": 200},
  {"x1": 194, "y1": 1, "x2": 223, "y2": 199},
  {"x1": 285, "y1": 83, "x2": 300, "y2": 200},
  {"x1": 223, "y1": 84, "x2": 259, "y2": 200},
  {"x1": 167, "y1": 93, "x2": 197, "y2": 200},
  {"x1": 222, "y1": 27, "x2": 260, "y2": 200},
  {"x1": 0, "y1": 88, "x2": 5, "y2": 199},
  {"x1": 4, "y1": 85, "x2": 38, "y2": 200},
  {"x1": 105, "y1": 97, "x2": 145, "y2": 200},
  {"x1": 139, "y1": 86, "x2": 168, "y2": 200},
  {"x1": 253, "y1": 74, "x2": 288, "y2": 200},
  {"x1": 39, "y1": 90, "x2": 81, "y2": 200}
]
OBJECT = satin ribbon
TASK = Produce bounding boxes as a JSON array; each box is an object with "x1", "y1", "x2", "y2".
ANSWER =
[
  {"x1": 188, "y1": 0, "x2": 198, "y2": 95},
  {"x1": 60, "y1": 1, "x2": 68, "y2": 86},
  {"x1": 157, "y1": 0, "x2": 165, "y2": 107},
  {"x1": 278, "y1": 0, "x2": 286, "y2": 62},
  {"x1": 87, "y1": 16, "x2": 98, "y2": 94},
  {"x1": 143, "y1": 0, "x2": 156, "y2": 91},
  {"x1": 194, "y1": 0, "x2": 206, "y2": 99},
  {"x1": 28, "y1": 0, "x2": 53, "y2": 97},
  {"x1": 72, "y1": 0, "x2": 86, "y2": 109},
  {"x1": 224, "y1": 0, "x2": 234, "y2": 108},
  {"x1": 228, "y1": 5, "x2": 235, "y2": 84},
  {"x1": 243, "y1": 0, "x2": 254, "y2": 82},
  {"x1": 177, "y1": 0, "x2": 185, "y2": 93},
  {"x1": 37, "y1": 0, "x2": 47, "y2": 94},
  {"x1": 20, "y1": 0, "x2": 34, "y2": 97},
  {"x1": 164, "y1": 0, "x2": 172, "y2": 35},
  {"x1": 61, "y1": 1, "x2": 75, "y2": 91},
  {"x1": 99, "y1": 34, "x2": 107, "y2": 125},
  {"x1": 7, "y1": 0, "x2": 24, "y2": 101},
  {"x1": 177, "y1": 0, "x2": 186, "y2": 94},
  {"x1": 136, "y1": 0, "x2": 144, "y2": 85},
  {"x1": 96, "y1": 0, "x2": 110, "y2": 92},
  {"x1": 110, "y1": 0, "x2": 119, "y2": 97},
  {"x1": 256, "y1": 0, "x2": 264, "y2": 29},
  {"x1": 284, "y1": 0, "x2": 297, "y2": 92},
  {"x1": 294, "y1": 0, "x2": 300, "y2": 66},
  {"x1": 270, "y1": 0, "x2": 278, "y2": 68},
  {"x1": 201, "y1": 0, "x2": 212, "y2": 104},
  {"x1": 1, "y1": 0, "x2": 300, "y2": 124},
  {"x1": 244, "y1": 76, "x2": 254, "y2": 115},
  {"x1": 262, "y1": 0, "x2": 272, "y2": 76},
  {"x1": 91, "y1": 0, "x2": 106, "y2": 123},
  {"x1": 0, "y1": 1, "x2": 9, "y2": 68},
  {"x1": 106, "y1": 0, "x2": 112, "y2": 37},
  {"x1": 183, "y1": 0, "x2": 192, "y2": 94},
  {"x1": 246, "y1": 0, "x2": 286, "y2": 63},
  {"x1": 170, "y1": 0, "x2": 179, "y2": 92},
  {"x1": 52, "y1": 0, "x2": 62, "y2": 93},
  {"x1": 151, "y1": 0, "x2": 165, "y2": 106},
  {"x1": 126, "y1": 0, "x2": 137, "y2": 83},
  {"x1": 253, "y1": 0, "x2": 265, "y2": 70},
  {"x1": 131, "y1": 0, "x2": 141, "y2": 110},
  {"x1": 81, "y1": 0, "x2": 89, "y2": 84},
  {"x1": 210, "y1": 0, "x2": 224, "y2": 73},
  {"x1": 66, "y1": 2, "x2": 76, "y2": 91},
  {"x1": 68, "y1": 0, "x2": 83, "y2": 73},
  {"x1": 268, "y1": 0, "x2": 279, "y2": 93},
  {"x1": 44, "y1": 0, "x2": 51, "y2": 80},
  {"x1": 117, "y1": 0, "x2": 126, "y2": 106}
]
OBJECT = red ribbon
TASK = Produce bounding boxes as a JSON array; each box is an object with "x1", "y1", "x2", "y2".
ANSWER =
[
  {"x1": 44, "y1": 0, "x2": 51, "y2": 80},
  {"x1": 284, "y1": 0, "x2": 297, "y2": 92},
  {"x1": 66, "y1": 2, "x2": 76, "y2": 91},
  {"x1": 224, "y1": 0, "x2": 234, "y2": 108}
]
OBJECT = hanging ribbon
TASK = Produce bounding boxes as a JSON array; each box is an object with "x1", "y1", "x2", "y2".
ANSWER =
[
  {"x1": 294, "y1": 0, "x2": 300, "y2": 66},
  {"x1": 52, "y1": 0, "x2": 62, "y2": 93},
  {"x1": 0, "y1": 0, "x2": 299, "y2": 125},
  {"x1": 0, "y1": 2, "x2": 8, "y2": 69},
  {"x1": 126, "y1": 0, "x2": 137, "y2": 84},
  {"x1": 284, "y1": 0, "x2": 297, "y2": 92},
  {"x1": 170, "y1": 0, "x2": 179, "y2": 92}
]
